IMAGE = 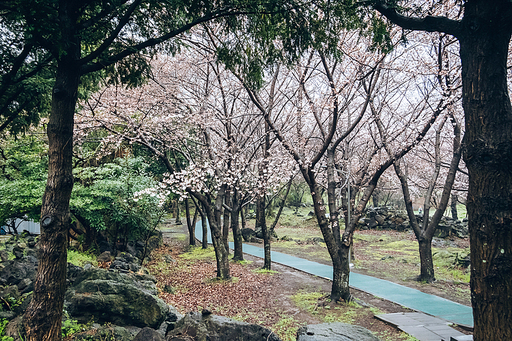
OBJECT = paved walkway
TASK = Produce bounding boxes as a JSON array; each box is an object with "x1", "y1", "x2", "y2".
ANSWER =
[{"x1": 193, "y1": 222, "x2": 474, "y2": 331}]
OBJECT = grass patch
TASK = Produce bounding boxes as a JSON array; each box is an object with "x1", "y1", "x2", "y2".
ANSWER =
[
  {"x1": 179, "y1": 246, "x2": 216, "y2": 261},
  {"x1": 252, "y1": 269, "x2": 279, "y2": 275},
  {"x1": 291, "y1": 291, "x2": 324, "y2": 314},
  {"x1": 67, "y1": 249, "x2": 97, "y2": 267},
  {"x1": 272, "y1": 316, "x2": 303, "y2": 341},
  {"x1": 203, "y1": 276, "x2": 240, "y2": 284}
]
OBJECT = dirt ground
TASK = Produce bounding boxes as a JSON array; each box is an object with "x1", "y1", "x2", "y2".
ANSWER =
[{"x1": 147, "y1": 222, "x2": 470, "y2": 341}]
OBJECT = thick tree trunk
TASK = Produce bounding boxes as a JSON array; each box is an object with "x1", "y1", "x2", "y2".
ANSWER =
[
  {"x1": 306, "y1": 172, "x2": 351, "y2": 302},
  {"x1": 418, "y1": 237, "x2": 435, "y2": 283},
  {"x1": 23, "y1": 55, "x2": 80, "y2": 340},
  {"x1": 191, "y1": 189, "x2": 230, "y2": 279},
  {"x1": 459, "y1": 4, "x2": 512, "y2": 338},
  {"x1": 231, "y1": 189, "x2": 243, "y2": 261}
]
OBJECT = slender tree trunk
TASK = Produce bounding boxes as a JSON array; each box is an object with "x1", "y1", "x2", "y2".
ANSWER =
[
  {"x1": 223, "y1": 191, "x2": 230, "y2": 253},
  {"x1": 231, "y1": 189, "x2": 243, "y2": 261},
  {"x1": 185, "y1": 199, "x2": 196, "y2": 246},
  {"x1": 459, "y1": 5, "x2": 512, "y2": 338},
  {"x1": 192, "y1": 198, "x2": 209, "y2": 249},
  {"x1": 257, "y1": 195, "x2": 271, "y2": 270},
  {"x1": 269, "y1": 176, "x2": 293, "y2": 235},
  {"x1": 201, "y1": 216, "x2": 208, "y2": 249},
  {"x1": 23, "y1": 41, "x2": 80, "y2": 340},
  {"x1": 175, "y1": 200, "x2": 182, "y2": 225},
  {"x1": 327, "y1": 149, "x2": 341, "y2": 246},
  {"x1": 451, "y1": 194, "x2": 458, "y2": 221},
  {"x1": 241, "y1": 206, "x2": 247, "y2": 230}
]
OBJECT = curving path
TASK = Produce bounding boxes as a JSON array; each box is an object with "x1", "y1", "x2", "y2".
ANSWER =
[{"x1": 194, "y1": 221, "x2": 473, "y2": 330}]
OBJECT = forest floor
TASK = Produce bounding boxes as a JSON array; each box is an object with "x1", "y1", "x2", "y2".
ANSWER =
[{"x1": 148, "y1": 217, "x2": 472, "y2": 341}]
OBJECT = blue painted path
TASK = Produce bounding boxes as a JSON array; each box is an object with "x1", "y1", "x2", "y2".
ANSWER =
[{"x1": 193, "y1": 221, "x2": 473, "y2": 328}]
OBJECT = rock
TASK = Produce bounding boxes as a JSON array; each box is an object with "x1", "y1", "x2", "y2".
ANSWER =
[
  {"x1": 167, "y1": 312, "x2": 281, "y2": 341},
  {"x1": 97, "y1": 251, "x2": 112, "y2": 263},
  {"x1": 241, "y1": 228, "x2": 256, "y2": 242},
  {"x1": 0, "y1": 259, "x2": 37, "y2": 287},
  {"x1": 375, "y1": 215, "x2": 385, "y2": 225},
  {"x1": 74, "y1": 324, "x2": 138, "y2": 341},
  {"x1": 110, "y1": 252, "x2": 141, "y2": 273},
  {"x1": 254, "y1": 226, "x2": 264, "y2": 239},
  {"x1": 12, "y1": 245, "x2": 24, "y2": 260},
  {"x1": 66, "y1": 267, "x2": 168, "y2": 329},
  {"x1": 133, "y1": 327, "x2": 164, "y2": 341},
  {"x1": 296, "y1": 322, "x2": 381, "y2": 341},
  {"x1": 27, "y1": 237, "x2": 37, "y2": 248},
  {"x1": 16, "y1": 278, "x2": 33, "y2": 294},
  {"x1": 0, "y1": 250, "x2": 9, "y2": 262}
]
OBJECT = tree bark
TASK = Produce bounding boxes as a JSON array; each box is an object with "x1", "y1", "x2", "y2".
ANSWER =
[
  {"x1": 418, "y1": 237, "x2": 435, "y2": 282},
  {"x1": 459, "y1": 3, "x2": 512, "y2": 338},
  {"x1": 257, "y1": 195, "x2": 271, "y2": 270},
  {"x1": 23, "y1": 35, "x2": 80, "y2": 340},
  {"x1": 306, "y1": 173, "x2": 351, "y2": 302},
  {"x1": 231, "y1": 189, "x2": 244, "y2": 261},
  {"x1": 222, "y1": 190, "x2": 230, "y2": 253},
  {"x1": 374, "y1": 2, "x2": 512, "y2": 336},
  {"x1": 450, "y1": 194, "x2": 458, "y2": 221},
  {"x1": 191, "y1": 188, "x2": 230, "y2": 279},
  {"x1": 185, "y1": 199, "x2": 197, "y2": 246}
]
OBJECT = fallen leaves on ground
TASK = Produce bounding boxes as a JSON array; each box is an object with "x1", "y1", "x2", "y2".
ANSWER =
[{"x1": 147, "y1": 244, "x2": 287, "y2": 328}]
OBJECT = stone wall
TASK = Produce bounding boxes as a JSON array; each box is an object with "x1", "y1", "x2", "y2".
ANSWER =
[{"x1": 358, "y1": 207, "x2": 468, "y2": 238}]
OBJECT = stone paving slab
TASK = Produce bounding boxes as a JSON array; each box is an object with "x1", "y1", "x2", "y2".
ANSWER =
[{"x1": 376, "y1": 313, "x2": 467, "y2": 341}]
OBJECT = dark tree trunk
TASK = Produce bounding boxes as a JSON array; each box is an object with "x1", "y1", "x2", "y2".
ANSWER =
[
  {"x1": 459, "y1": 4, "x2": 512, "y2": 338},
  {"x1": 201, "y1": 216, "x2": 208, "y2": 249},
  {"x1": 191, "y1": 188, "x2": 230, "y2": 279},
  {"x1": 306, "y1": 175, "x2": 350, "y2": 302},
  {"x1": 185, "y1": 199, "x2": 197, "y2": 246},
  {"x1": 374, "y1": 2, "x2": 512, "y2": 336},
  {"x1": 175, "y1": 200, "x2": 182, "y2": 225},
  {"x1": 241, "y1": 205, "x2": 247, "y2": 230},
  {"x1": 269, "y1": 177, "x2": 293, "y2": 236},
  {"x1": 418, "y1": 237, "x2": 435, "y2": 282},
  {"x1": 23, "y1": 40, "x2": 80, "y2": 340},
  {"x1": 222, "y1": 191, "x2": 230, "y2": 252},
  {"x1": 257, "y1": 195, "x2": 271, "y2": 270},
  {"x1": 327, "y1": 149, "x2": 341, "y2": 246},
  {"x1": 192, "y1": 197, "x2": 209, "y2": 249},
  {"x1": 231, "y1": 189, "x2": 243, "y2": 261},
  {"x1": 451, "y1": 194, "x2": 458, "y2": 221}
]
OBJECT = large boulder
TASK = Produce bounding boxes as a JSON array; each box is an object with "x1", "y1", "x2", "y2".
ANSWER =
[
  {"x1": 167, "y1": 312, "x2": 281, "y2": 341},
  {"x1": 65, "y1": 267, "x2": 169, "y2": 329},
  {"x1": 297, "y1": 322, "x2": 381, "y2": 341},
  {"x1": 0, "y1": 257, "x2": 38, "y2": 292}
]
